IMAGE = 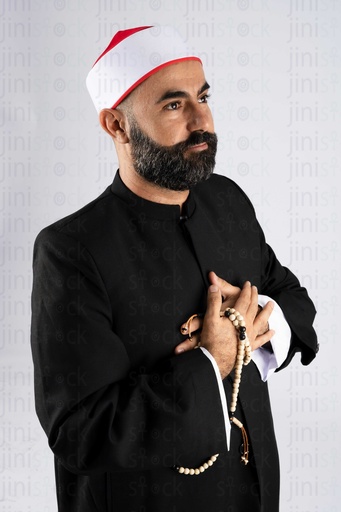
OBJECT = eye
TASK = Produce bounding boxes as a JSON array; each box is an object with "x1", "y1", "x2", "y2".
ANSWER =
[
  {"x1": 164, "y1": 101, "x2": 181, "y2": 111},
  {"x1": 198, "y1": 94, "x2": 211, "y2": 104}
]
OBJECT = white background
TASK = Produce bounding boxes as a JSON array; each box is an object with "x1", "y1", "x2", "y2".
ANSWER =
[{"x1": 1, "y1": 1, "x2": 340, "y2": 510}]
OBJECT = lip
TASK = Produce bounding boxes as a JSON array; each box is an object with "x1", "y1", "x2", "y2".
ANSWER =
[{"x1": 186, "y1": 142, "x2": 208, "y2": 152}]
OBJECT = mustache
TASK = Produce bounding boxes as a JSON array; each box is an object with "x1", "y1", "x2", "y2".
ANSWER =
[{"x1": 169, "y1": 131, "x2": 217, "y2": 153}]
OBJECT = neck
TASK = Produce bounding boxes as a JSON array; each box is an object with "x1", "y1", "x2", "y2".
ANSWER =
[{"x1": 118, "y1": 163, "x2": 190, "y2": 210}]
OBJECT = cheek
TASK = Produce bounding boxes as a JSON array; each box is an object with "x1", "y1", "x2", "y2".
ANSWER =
[{"x1": 151, "y1": 123, "x2": 187, "y2": 147}]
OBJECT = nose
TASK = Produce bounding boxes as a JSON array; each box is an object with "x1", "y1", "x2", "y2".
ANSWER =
[{"x1": 186, "y1": 102, "x2": 213, "y2": 133}]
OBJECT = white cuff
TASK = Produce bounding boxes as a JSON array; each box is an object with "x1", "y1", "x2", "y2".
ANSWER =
[
  {"x1": 251, "y1": 295, "x2": 291, "y2": 382},
  {"x1": 200, "y1": 347, "x2": 231, "y2": 450}
]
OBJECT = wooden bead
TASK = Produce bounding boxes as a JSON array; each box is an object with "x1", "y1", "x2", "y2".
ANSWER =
[{"x1": 175, "y1": 454, "x2": 219, "y2": 476}]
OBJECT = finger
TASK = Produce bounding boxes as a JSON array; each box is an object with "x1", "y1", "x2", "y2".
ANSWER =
[
  {"x1": 180, "y1": 317, "x2": 203, "y2": 335},
  {"x1": 221, "y1": 296, "x2": 239, "y2": 309},
  {"x1": 209, "y1": 271, "x2": 241, "y2": 302},
  {"x1": 254, "y1": 301, "x2": 274, "y2": 331},
  {"x1": 175, "y1": 334, "x2": 201, "y2": 354},
  {"x1": 252, "y1": 329, "x2": 275, "y2": 351},
  {"x1": 260, "y1": 300, "x2": 275, "y2": 318},
  {"x1": 233, "y1": 281, "x2": 251, "y2": 314},
  {"x1": 205, "y1": 284, "x2": 223, "y2": 319},
  {"x1": 248, "y1": 285, "x2": 259, "y2": 317}
]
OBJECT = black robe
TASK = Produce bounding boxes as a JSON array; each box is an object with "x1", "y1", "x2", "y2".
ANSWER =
[{"x1": 31, "y1": 173, "x2": 318, "y2": 512}]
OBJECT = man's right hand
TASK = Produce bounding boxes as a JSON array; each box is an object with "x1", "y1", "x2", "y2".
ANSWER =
[{"x1": 176, "y1": 273, "x2": 275, "y2": 379}]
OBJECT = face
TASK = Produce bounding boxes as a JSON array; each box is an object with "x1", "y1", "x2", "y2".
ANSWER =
[{"x1": 124, "y1": 60, "x2": 217, "y2": 191}]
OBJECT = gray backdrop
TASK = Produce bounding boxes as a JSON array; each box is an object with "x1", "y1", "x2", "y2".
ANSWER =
[{"x1": 1, "y1": 0, "x2": 340, "y2": 510}]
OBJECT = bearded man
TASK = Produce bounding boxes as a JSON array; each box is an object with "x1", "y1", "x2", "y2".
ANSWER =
[{"x1": 31, "y1": 26, "x2": 318, "y2": 512}]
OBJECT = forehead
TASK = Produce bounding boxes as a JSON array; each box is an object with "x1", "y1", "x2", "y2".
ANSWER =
[{"x1": 129, "y1": 60, "x2": 207, "y2": 105}]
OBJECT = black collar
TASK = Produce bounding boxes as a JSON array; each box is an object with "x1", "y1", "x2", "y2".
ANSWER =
[{"x1": 110, "y1": 171, "x2": 196, "y2": 221}]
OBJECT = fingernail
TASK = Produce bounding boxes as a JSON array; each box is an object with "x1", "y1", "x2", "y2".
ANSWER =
[{"x1": 209, "y1": 285, "x2": 219, "y2": 293}]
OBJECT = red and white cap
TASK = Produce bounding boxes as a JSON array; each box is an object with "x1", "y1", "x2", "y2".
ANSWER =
[{"x1": 86, "y1": 25, "x2": 202, "y2": 112}]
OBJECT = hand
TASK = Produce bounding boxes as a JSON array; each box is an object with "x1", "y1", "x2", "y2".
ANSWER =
[
  {"x1": 175, "y1": 274, "x2": 275, "y2": 379},
  {"x1": 200, "y1": 280, "x2": 271, "y2": 379},
  {"x1": 175, "y1": 272, "x2": 241, "y2": 353}
]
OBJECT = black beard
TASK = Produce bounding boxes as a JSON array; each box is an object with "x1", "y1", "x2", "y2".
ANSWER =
[{"x1": 128, "y1": 117, "x2": 218, "y2": 191}]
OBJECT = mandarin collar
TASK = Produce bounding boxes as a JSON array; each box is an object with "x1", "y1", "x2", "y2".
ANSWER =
[{"x1": 110, "y1": 171, "x2": 196, "y2": 221}]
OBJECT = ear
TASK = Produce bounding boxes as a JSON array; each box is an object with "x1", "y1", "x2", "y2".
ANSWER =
[{"x1": 99, "y1": 109, "x2": 129, "y2": 144}]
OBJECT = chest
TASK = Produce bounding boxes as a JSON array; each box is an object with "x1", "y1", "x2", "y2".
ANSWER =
[{"x1": 95, "y1": 211, "x2": 262, "y2": 369}]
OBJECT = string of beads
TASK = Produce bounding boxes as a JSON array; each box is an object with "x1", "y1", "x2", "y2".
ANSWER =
[
  {"x1": 222, "y1": 307, "x2": 251, "y2": 465},
  {"x1": 174, "y1": 307, "x2": 252, "y2": 474},
  {"x1": 173, "y1": 454, "x2": 219, "y2": 476},
  {"x1": 222, "y1": 308, "x2": 251, "y2": 413}
]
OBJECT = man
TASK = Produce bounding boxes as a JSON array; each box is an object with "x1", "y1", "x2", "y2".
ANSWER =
[{"x1": 31, "y1": 26, "x2": 318, "y2": 511}]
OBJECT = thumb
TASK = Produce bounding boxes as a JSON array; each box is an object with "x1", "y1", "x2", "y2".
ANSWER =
[
  {"x1": 208, "y1": 271, "x2": 240, "y2": 301},
  {"x1": 205, "y1": 284, "x2": 222, "y2": 318}
]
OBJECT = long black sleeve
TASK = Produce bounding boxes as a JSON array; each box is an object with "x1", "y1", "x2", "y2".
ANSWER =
[{"x1": 31, "y1": 228, "x2": 227, "y2": 475}]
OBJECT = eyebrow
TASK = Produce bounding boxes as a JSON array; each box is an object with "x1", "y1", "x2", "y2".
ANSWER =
[{"x1": 156, "y1": 81, "x2": 210, "y2": 104}]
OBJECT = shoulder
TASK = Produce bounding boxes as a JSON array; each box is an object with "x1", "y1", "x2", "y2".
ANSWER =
[
  {"x1": 33, "y1": 184, "x2": 124, "y2": 277},
  {"x1": 45, "y1": 185, "x2": 112, "y2": 231},
  {"x1": 34, "y1": 183, "x2": 120, "y2": 252}
]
